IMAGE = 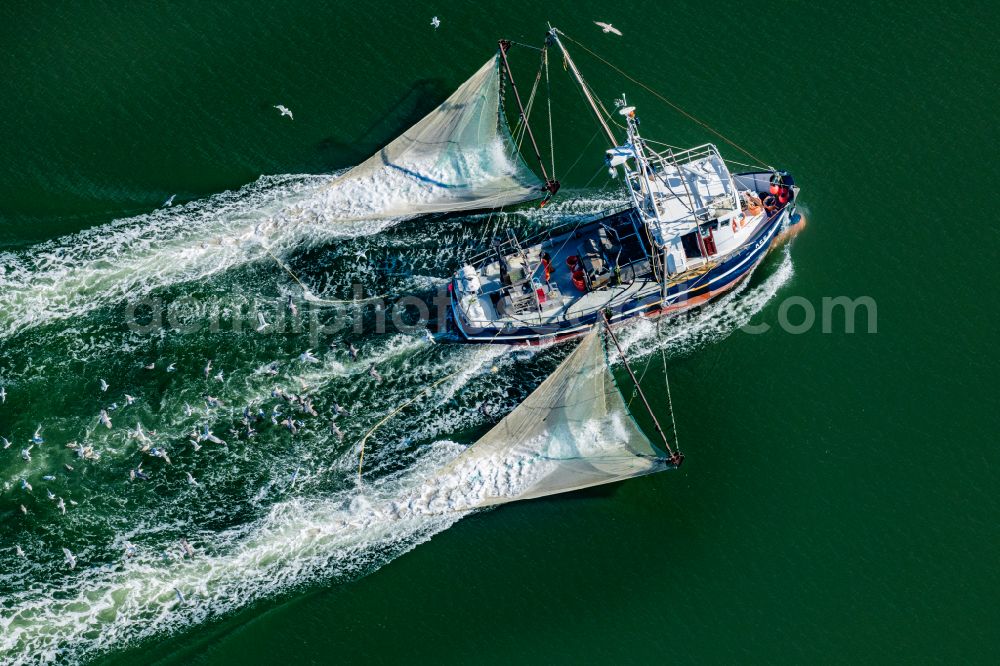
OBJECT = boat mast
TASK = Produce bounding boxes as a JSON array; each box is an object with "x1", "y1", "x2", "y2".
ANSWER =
[
  {"x1": 547, "y1": 27, "x2": 617, "y2": 148},
  {"x1": 498, "y1": 40, "x2": 559, "y2": 197}
]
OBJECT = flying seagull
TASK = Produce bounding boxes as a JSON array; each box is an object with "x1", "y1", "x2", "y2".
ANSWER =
[
  {"x1": 256, "y1": 312, "x2": 269, "y2": 332},
  {"x1": 163, "y1": 194, "x2": 176, "y2": 207},
  {"x1": 594, "y1": 21, "x2": 623, "y2": 36},
  {"x1": 430, "y1": 16, "x2": 441, "y2": 29},
  {"x1": 63, "y1": 547, "x2": 77, "y2": 570},
  {"x1": 274, "y1": 105, "x2": 293, "y2": 120},
  {"x1": 0, "y1": 386, "x2": 6, "y2": 403},
  {"x1": 99, "y1": 379, "x2": 109, "y2": 392}
]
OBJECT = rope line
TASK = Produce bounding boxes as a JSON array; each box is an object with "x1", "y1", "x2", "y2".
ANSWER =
[
  {"x1": 259, "y1": 242, "x2": 391, "y2": 305},
  {"x1": 357, "y1": 369, "x2": 461, "y2": 481}
]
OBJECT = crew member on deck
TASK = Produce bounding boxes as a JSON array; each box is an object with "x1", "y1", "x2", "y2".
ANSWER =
[{"x1": 541, "y1": 252, "x2": 553, "y2": 282}]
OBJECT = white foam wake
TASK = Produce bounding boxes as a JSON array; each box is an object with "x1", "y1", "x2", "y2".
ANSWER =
[
  {"x1": 611, "y1": 246, "x2": 795, "y2": 362},
  {"x1": 0, "y1": 341, "x2": 516, "y2": 664},
  {"x1": 0, "y1": 443, "x2": 466, "y2": 665},
  {"x1": 0, "y1": 162, "x2": 489, "y2": 340}
]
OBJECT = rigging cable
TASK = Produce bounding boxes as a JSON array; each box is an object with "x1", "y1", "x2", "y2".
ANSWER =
[
  {"x1": 601, "y1": 313, "x2": 681, "y2": 464},
  {"x1": 660, "y1": 318, "x2": 680, "y2": 450},
  {"x1": 545, "y1": 47, "x2": 556, "y2": 179},
  {"x1": 498, "y1": 40, "x2": 558, "y2": 196},
  {"x1": 557, "y1": 31, "x2": 774, "y2": 170}
]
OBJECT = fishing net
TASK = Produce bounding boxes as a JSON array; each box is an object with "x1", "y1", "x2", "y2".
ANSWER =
[
  {"x1": 437, "y1": 327, "x2": 668, "y2": 506},
  {"x1": 332, "y1": 55, "x2": 544, "y2": 217}
]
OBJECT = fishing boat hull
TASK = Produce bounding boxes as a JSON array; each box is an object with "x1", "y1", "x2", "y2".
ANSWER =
[{"x1": 448, "y1": 197, "x2": 802, "y2": 346}]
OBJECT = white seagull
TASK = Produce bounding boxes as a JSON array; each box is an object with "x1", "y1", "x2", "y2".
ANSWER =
[
  {"x1": 0, "y1": 386, "x2": 6, "y2": 403},
  {"x1": 186, "y1": 471, "x2": 198, "y2": 486},
  {"x1": 124, "y1": 394, "x2": 136, "y2": 406},
  {"x1": 200, "y1": 425, "x2": 225, "y2": 445},
  {"x1": 256, "y1": 312, "x2": 269, "y2": 332},
  {"x1": 163, "y1": 194, "x2": 176, "y2": 207},
  {"x1": 63, "y1": 547, "x2": 77, "y2": 570},
  {"x1": 594, "y1": 21, "x2": 623, "y2": 36},
  {"x1": 299, "y1": 349, "x2": 320, "y2": 364},
  {"x1": 99, "y1": 409, "x2": 112, "y2": 429},
  {"x1": 2, "y1": 436, "x2": 10, "y2": 449},
  {"x1": 15, "y1": 544, "x2": 25, "y2": 557},
  {"x1": 31, "y1": 426, "x2": 44, "y2": 445},
  {"x1": 274, "y1": 105, "x2": 293, "y2": 120},
  {"x1": 99, "y1": 379, "x2": 109, "y2": 392},
  {"x1": 166, "y1": 362, "x2": 177, "y2": 373},
  {"x1": 430, "y1": 16, "x2": 441, "y2": 29}
]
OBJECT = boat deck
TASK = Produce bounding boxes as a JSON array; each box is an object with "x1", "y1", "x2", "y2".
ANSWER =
[{"x1": 460, "y1": 211, "x2": 662, "y2": 329}]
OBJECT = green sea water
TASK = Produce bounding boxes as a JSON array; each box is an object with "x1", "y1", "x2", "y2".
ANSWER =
[{"x1": 1, "y1": 1, "x2": 997, "y2": 664}]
